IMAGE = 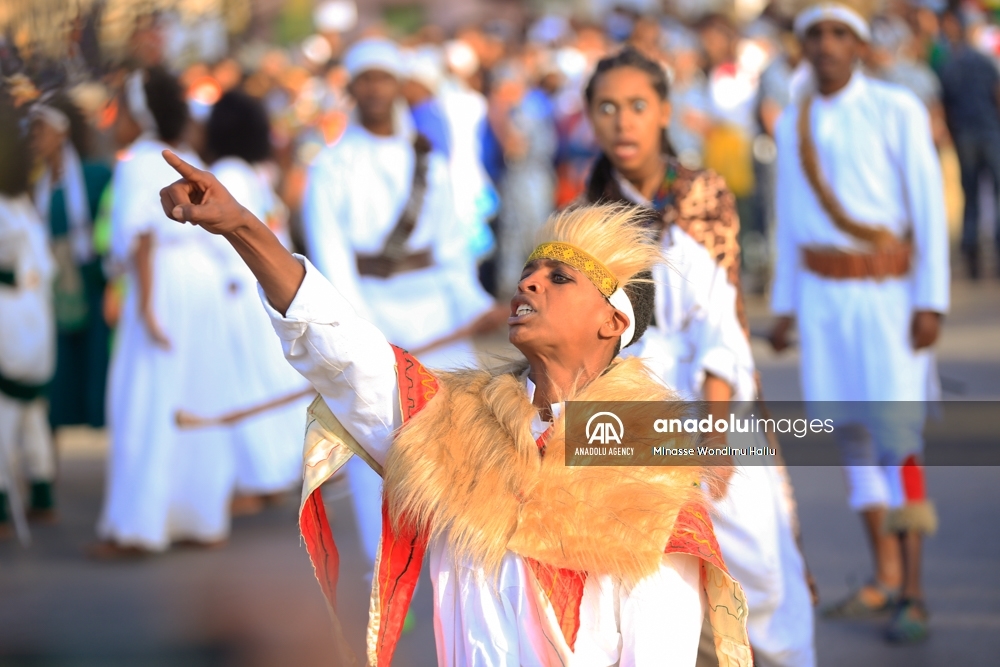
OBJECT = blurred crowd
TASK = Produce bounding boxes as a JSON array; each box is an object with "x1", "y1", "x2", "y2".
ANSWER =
[{"x1": 0, "y1": 0, "x2": 997, "y2": 561}]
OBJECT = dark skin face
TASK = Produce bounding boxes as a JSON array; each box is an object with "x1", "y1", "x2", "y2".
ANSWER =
[
  {"x1": 802, "y1": 20, "x2": 864, "y2": 96},
  {"x1": 587, "y1": 66, "x2": 671, "y2": 199},
  {"x1": 347, "y1": 69, "x2": 399, "y2": 136},
  {"x1": 31, "y1": 119, "x2": 64, "y2": 168},
  {"x1": 508, "y1": 259, "x2": 628, "y2": 377}
]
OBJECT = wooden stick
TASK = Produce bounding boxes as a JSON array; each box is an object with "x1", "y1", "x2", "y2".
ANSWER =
[{"x1": 175, "y1": 387, "x2": 316, "y2": 429}]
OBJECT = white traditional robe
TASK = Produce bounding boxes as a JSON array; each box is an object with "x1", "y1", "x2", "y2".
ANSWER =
[
  {"x1": 0, "y1": 194, "x2": 57, "y2": 495},
  {"x1": 617, "y1": 182, "x2": 816, "y2": 667},
  {"x1": 771, "y1": 71, "x2": 950, "y2": 404},
  {"x1": 99, "y1": 137, "x2": 238, "y2": 549},
  {"x1": 264, "y1": 257, "x2": 705, "y2": 666},
  {"x1": 302, "y1": 123, "x2": 493, "y2": 368},
  {"x1": 211, "y1": 157, "x2": 309, "y2": 495},
  {"x1": 302, "y1": 122, "x2": 494, "y2": 565}
]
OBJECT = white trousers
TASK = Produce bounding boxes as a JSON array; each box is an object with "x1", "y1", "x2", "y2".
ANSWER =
[
  {"x1": 834, "y1": 423, "x2": 911, "y2": 511},
  {"x1": 0, "y1": 394, "x2": 55, "y2": 491}
]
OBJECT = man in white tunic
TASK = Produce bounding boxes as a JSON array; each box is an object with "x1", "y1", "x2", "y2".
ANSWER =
[
  {"x1": 769, "y1": 0, "x2": 949, "y2": 643},
  {"x1": 158, "y1": 156, "x2": 754, "y2": 665},
  {"x1": 301, "y1": 38, "x2": 505, "y2": 573}
]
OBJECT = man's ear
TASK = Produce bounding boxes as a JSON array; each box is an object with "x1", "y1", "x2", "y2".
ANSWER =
[{"x1": 599, "y1": 306, "x2": 630, "y2": 340}]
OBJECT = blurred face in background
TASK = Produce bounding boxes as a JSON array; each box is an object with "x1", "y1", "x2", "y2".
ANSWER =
[
  {"x1": 587, "y1": 66, "x2": 670, "y2": 178},
  {"x1": 629, "y1": 18, "x2": 663, "y2": 60},
  {"x1": 31, "y1": 119, "x2": 64, "y2": 166},
  {"x1": 802, "y1": 20, "x2": 863, "y2": 89},
  {"x1": 348, "y1": 69, "x2": 399, "y2": 128},
  {"x1": 699, "y1": 23, "x2": 735, "y2": 67}
]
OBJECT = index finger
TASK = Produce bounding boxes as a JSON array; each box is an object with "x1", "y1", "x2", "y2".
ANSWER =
[{"x1": 162, "y1": 150, "x2": 208, "y2": 183}]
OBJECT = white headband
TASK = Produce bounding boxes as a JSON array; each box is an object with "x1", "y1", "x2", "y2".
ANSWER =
[
  {"x1": 125, "y1": 71, "x2": 158, "y2": 135},
  {"x1": 608, "y1": 287, "x2": 636, "y2": 349},
  {"x1": 344, "y1": 38, "x2": 403, "y2": 80},
  {"x1": 794, "y1": 4, "x2": 872, "y2": 42},
  {"x1": 31, "y1": 104, "x2": 70, "y2": 133}
]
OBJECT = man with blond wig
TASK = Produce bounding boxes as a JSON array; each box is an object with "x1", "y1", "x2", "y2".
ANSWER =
[{"x1": 158, "y1": 148, "x2": 752, "y2": 666}]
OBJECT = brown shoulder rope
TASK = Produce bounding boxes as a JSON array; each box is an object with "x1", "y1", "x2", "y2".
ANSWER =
[
  {"x1": 356, "y1": 134, "x2": 434, "y2": 278},
  {"x1": 797, "y1": 95, "x2": 903, "y2": 250}
]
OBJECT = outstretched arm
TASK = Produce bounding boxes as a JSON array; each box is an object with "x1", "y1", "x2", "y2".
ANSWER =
[
  {"x1": 160, "y1": 149, "x2": 402, "y2": 464},
  {"x1": 159, "y1": 150, "x2": 304, "y2": 315}
]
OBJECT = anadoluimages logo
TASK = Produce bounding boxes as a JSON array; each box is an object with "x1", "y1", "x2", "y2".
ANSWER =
[{"x1": 585, "y1": 411, "x2": 624, "y2": 445}]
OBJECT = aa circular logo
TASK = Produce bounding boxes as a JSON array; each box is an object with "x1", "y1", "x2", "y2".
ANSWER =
[{"x1": 586, "y1": 411, "x2": 624, "y2": 445}]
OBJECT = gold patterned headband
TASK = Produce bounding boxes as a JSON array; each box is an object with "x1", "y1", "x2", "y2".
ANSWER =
[{"x1": 526, "y1": 242, "x2": 619, "y2": 298}]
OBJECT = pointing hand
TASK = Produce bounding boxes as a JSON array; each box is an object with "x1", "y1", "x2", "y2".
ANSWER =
[{"x1": 159, "y1": 150, "x2": 254, "y2": 235}]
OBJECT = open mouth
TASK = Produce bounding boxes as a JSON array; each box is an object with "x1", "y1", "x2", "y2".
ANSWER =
[
  {"x1": 509, "y1": 301, "x2": 537, "y2": 324},
  {"x1": 613, "y1": 141, "x2": 639, "y2": 160}
]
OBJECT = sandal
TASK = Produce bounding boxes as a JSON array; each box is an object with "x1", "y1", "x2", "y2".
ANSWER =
[
  {"x1": 822, "y1": 581, "x2": 899, "y2": 619},
  {"x1": 885, "y1": 598, "x2": 930, "y2": 644}
]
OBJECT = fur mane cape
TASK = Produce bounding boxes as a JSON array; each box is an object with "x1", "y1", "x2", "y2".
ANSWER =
[{"x1": 382, "y1": 356, "x2": 706, "y2": 585}]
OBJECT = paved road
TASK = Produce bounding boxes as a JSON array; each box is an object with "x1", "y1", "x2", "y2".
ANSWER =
[{"x1": 1, "y1": 278, "x2": 998, "y2": 666}]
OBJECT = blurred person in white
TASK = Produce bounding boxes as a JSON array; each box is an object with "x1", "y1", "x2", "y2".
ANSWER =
[
  {"x1": 0, "y1": 94, "x2": 57, "y2": 537},
  {"x1": 93, "y1": 67, "x2": 239, "y2": 557},
  {"x1": 439, "y1": 39, "x2": 500, "y2": 262},
  {"x1": 488, "y1": 59, "x2": 559, "y2": 297},
  {"x1": 301, "y1": 37, "x2": 506, "y2": 574},
  {"x1": 769, "y1": 0, "x2": 949, "y2": 643},
  {"x1": 583, "y1": 47, "x2": 816, "y2": 667},
  {"x1": 206, "y1": 91, "x2": 310, "y2": 515}
]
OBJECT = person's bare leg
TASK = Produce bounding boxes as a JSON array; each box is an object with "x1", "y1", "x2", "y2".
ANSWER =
[
  {"x1": 861, "y1": 507, "x2": 903, "y2": 591},
  {"x1": 885, "y1": 529, "x2": 930, "y2": 642},
  {"x1": 899, "y1": 530, "x2": 924, "y2": 601}
]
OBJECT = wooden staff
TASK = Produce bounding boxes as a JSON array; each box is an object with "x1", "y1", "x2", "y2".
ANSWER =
[{"x1": 175, "y1": 387, "x2": 316, "y2": 429}]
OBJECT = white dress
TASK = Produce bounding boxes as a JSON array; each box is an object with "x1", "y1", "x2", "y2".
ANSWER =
[
  {"x1": 263, "y1": 257, "x2": 705, "y2": 667},
  {"x1": 98, "y1": 137, "x2": 238, "y2": 550},
  {"x1": 618, "y1": 188, "x2": 816, "y2": 667},
  {"x1": 210, "y1": 157, "x2": 309, "y2": 495}
]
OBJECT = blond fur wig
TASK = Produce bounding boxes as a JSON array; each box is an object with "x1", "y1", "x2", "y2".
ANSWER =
[
  {"x1": 382, "y1": 357, "x2": 706, "y2": 586},
  {"x1": 534, "y1": 203, "x2": 663, "y2": 293}
]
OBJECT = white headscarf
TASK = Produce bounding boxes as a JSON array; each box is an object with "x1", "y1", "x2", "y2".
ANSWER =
[{"x1": 794, "y1": 3, "x2": 872, "y2": 42}]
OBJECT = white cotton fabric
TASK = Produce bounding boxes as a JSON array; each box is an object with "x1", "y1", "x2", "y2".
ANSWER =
[
  {"x1": 302, "y1": 123, "x2": 493, "y2": 366},
  {"x1": 210, "y1": 157, "x2": 309, "y2": 494},
  {"x1": 99, "y1": 137, "x2": 239, "y2": 550},
  {"x1": 0, "y1": 194, "x2": 57, "y2": 494},
  {"x1": 771, "y1": 72, "x2": 950, "y2": 405},
  {"x1": 344, "y1": 37, "x2": 402, "y2": 79},
  {"x1": 794, "y1": 4, "x2": 871, "y2": 42},
  {"x1": 0, "y1": 195, "x2": 56, "y2": 383},
  {"x1": 262, "y1": 257, "x2": 705, "y2": 666}
]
